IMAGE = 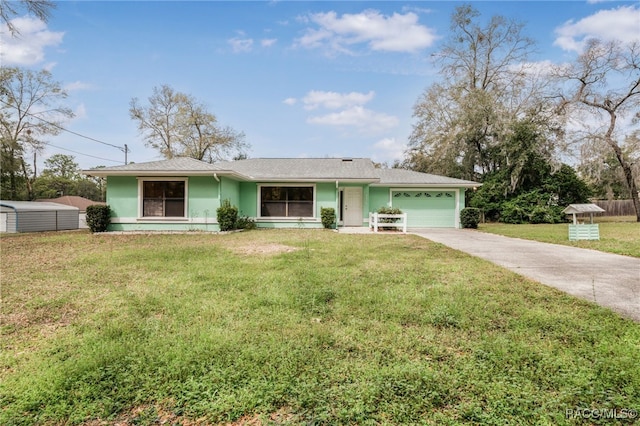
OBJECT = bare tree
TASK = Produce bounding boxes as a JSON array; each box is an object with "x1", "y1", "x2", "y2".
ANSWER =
[
  {"x1": 407, "y1": 4, "x2": 554, "y2": 181},
  {"x1": 130, "y1": 85, "x2": 248, "y2": 163},
  {"x1": 0, "y1": 0, "x2": 55, "y2": 36},
  {"x1": 0, "y1": 67, "x2": 73, "y2": 199},
  {"x1": 557, "y1": 39, "x2": 640, "y2": 221}
]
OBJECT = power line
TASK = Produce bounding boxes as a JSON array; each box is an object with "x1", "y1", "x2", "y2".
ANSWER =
[
  {"x1": 46, "y1": 142, "x2": 124, "y2": 164},
  {"x1": 0, "y1": 98, "x2": 129, "y2": 153}
]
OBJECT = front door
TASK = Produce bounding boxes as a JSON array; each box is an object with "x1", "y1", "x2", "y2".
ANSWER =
[{"x1": 343, "y1": 187, "x2": 362, "y2": 226}]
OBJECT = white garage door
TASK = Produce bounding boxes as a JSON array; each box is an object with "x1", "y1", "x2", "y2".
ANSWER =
[{"x1": 391, "y1": 190, "x2": 456, "y2": 228}]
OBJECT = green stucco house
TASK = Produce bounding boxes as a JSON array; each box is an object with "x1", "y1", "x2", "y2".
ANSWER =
[{"x1": 83, "y1": 157, "x2": 479, "y2": 231}]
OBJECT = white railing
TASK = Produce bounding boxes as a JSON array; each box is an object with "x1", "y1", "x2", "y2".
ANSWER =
[{"x1": 369, "y1": 212, "x2": 407, "y2": 233}]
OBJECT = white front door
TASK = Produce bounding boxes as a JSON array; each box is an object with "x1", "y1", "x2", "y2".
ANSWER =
[{"x1": 343, "y1": 187, "x2": 363, "y2": 226}]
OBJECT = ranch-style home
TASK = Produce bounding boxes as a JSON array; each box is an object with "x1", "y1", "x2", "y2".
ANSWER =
[{"x1": 83, "y1": 157, "x2": 479, "y2": 232}]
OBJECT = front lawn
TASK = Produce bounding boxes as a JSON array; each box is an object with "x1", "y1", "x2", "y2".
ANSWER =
[
  {"x1": 1, "y1": 230, "x2": 639, "y2": 425},
  {"x1": 479, "y1": 219, "x2": 640, "y2": 258}
]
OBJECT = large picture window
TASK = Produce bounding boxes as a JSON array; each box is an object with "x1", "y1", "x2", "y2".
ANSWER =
[
  {"x1": 142, "y1": 181, "x2": 185, "y2": 217},
  {"x1": 260, "y1": 186, "x2": 314, "y2": 217}
]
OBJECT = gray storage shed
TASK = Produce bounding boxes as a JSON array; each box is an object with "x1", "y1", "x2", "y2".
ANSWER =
[{"x1": 0, "y1": 201, "x2": 79, "y2": 233}]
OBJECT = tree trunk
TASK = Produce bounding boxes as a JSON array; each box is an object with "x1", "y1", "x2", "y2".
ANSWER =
[
  {"x1": 20, "y1": 158, "x2": 33, "y2": 200},
  {"x1": 605, "y1": 112, "x2": 640, "y2": 222}
]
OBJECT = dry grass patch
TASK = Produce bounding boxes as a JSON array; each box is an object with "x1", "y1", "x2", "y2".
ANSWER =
[{"x1": 229, "y1": 243, "x2": 299, "y2": 256}]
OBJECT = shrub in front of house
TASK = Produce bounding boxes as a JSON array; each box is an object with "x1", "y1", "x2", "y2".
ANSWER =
[
  {"x1": 236, "y1": 214, "x2": 256, "y2": 230},
  {"x1": 377, "y1": 206, "x2": 403, "y2": 221},
  {"x1": 321, "y1": 207, "x2": 336, "y2": 229},
  {"x1": 216, "y1": 199, "x2": 238, "y2": 231},
  {"x1": 460, "y1": 207, "x2": 481, "y2": 229},
  {"x1": 86, "y1": 205, "x2": 111, "y2": 233},
  {"x1": 376, "y1": 206, "x2": 403, "y2": 230}
]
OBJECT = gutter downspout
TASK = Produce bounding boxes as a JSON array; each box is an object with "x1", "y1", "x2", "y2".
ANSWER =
[
  {"x1": 336, "y1": 180, "x2": 340, "y2": 229},
  {"x1": 214, "y1": 173, "x2": 221, "y2": 202}
]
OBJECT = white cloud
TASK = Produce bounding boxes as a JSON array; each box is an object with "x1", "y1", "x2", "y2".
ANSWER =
[
  {"x1": 228, "y1": 36, "x2": 253, "y2": 53},
  {"x1": 295, "y1": 9, "x2": 437, "y2": 54},
  {"x1": 372, "y1": 137, "x2": 406, "y2": 161},
  {"x1": 0, "y1": 16, "x2": 64, "y2": 65},
  {"x1": 261, "y1": 38, "x2": 277, "y2": 47},
  {"x1": 283, "y1": 97, "x2": 297, "y2": 105},
  {"x1": 307, "y1": 106, "x2": 399, "y2": 133},
  {"x1": 554, "y1": 5, "x2": 640, "y2": 52},
  {"x1": 74, "y1": 103, "x2": 88, "y2": 120},
  {"x1": 64, "y1": 81, "x2": 93, "y2": 91},
  {"x1": 302, "y1": 90, "x2": 375, "y2": 110}
]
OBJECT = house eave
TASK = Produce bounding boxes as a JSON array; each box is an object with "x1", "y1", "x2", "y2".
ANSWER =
[
  {"x1": 82, "y1": 169, "x2": 243, "y2": 179},
  {"x1": 370, "y1": 182, "x2": 481, "y2": 188},
  {"x1": 248, "y1": 178, "x2": 379, "y2": 183}
]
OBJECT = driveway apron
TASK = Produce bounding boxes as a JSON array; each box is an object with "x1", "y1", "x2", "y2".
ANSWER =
[{"x1": 413, "y1": 229, "x2": 640, "y2": 322}]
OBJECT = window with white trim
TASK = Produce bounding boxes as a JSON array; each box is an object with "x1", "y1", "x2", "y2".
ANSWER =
[
  {"x1": 142, "y1": 180, "x2": 185, "y2": 217},
  {"x1": 260, "y1": 186, "x2": 314, "y2": 217}
]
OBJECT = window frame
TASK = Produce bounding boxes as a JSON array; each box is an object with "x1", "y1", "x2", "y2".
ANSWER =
[
  {"x1": 257, "y1": 184, "x2": 316, "y2": 219},
  {"x1": 137, "y1": 177, "x2": 188, "y2": 220}
]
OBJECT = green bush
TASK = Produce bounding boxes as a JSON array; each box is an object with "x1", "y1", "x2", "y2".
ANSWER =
[
  {"x1": 376, "y1": 206, "x2": 403, "y2": 230},
  {"x1": 460, "y1": 207, "x2": 480, "y2": 229},
  {"x1": 85, "y1": 205, "x2": 111, "y2": 233},
  {"x1": 216, "y1": 199, "x2": 238, "y2": 231},
  {"x1": 236, "y1": 214, "x2": 256, "y2": 230},
  {"x1": 320, "y1": 207, "x2": 336, "y2": 229},
  {"x1": 377, "y1": 206, "x2": 402, "y2": 221},
  {"x1": 500, "y1": 192, "x2": 565, "y2": 224}
]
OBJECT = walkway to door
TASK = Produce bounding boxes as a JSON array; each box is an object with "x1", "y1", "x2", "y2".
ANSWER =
[{"x1": 413, "y1": 229, "x2": 640, "y2": 322}]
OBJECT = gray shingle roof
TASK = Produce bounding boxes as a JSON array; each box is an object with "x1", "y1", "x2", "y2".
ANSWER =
[
  {"x1": 84, "y1": 157, "x2": 480, "y2": 186},
  {"x1": 215, "y1": 158, "x2": 378, "y2": 180},
  {"x1": 84, "y1": 157, "x2": 228, "y2": 176},
  {"x1": 372, "y1": 168, "x2": 479, "y2": 186}
]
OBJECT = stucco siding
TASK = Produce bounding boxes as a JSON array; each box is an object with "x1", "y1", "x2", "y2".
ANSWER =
[
  {"x1": 238, "y1": 182, "x2": 257, "y2": 217},
  {"x1": 315, "y1": 182, "x2": 337, "y2": 217},
  {"x1": 369, "y1": 187, "x2": 390, "y2": 212},
  {"x1": 106, "y1": 176, "x2": 138, "y2": 218},
  {"x1": 220, "y1": 177, "x2": 240, "y2": 207},
  {"x1": 188, "y1": 176, "x2": 219, "y2": 222}
]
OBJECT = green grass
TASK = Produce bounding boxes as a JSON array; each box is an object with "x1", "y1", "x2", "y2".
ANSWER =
[
  {"x1": 478, "y1": 218, "x2": 640, "y2": 258},
  {"x1": 1, "y1": 230, "x2": 639, "y2": 425}
]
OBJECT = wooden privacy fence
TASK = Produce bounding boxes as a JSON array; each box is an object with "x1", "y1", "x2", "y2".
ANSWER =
[{"x1": 592, "y1": 200, "x2": 636, "y2": 216}]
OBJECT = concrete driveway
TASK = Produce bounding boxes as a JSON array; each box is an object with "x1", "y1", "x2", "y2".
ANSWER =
[{"x1": 413, "y1": 229, "x2": 640, "y2": 322}]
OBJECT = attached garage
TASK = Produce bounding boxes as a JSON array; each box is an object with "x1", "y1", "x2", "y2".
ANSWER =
[
  {"x1": 391, "y1": 190, "x2": 458, "y2": 228},
  {"x1": 0, "y1": 201, "x2": 79, "y2": 233}
]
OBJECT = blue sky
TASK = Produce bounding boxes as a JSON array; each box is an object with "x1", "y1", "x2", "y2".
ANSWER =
[{"x1": 2, "y1": 1, "x2": 639, "y2": 170}]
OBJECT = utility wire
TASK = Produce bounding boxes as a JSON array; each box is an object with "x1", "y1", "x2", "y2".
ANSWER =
[
  {"x1": 0, "y1": 99, "x2": 129, "y2": 153},
  {"x1": 45, "y1": 142, "x2": 124, "y2": 164}
]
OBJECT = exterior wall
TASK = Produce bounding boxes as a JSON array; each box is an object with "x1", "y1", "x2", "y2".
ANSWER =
[
  {"x1": 188, "y1": 176, "x2": 220, "y2": 223},
  {"x1": 0, "y1": 206, "x2": 79, "y2": 233},
  {"x1": 237, "y1": 182, "x2": 337, "y2": 229},
  {"x1": 0, "y1": 210, "x2": 78, "y2": 233},
  {"x1": 107, "y1": 175, "x2": 223, "y2": 231},
  {"x1": 103, "y1": 175, "x2": 469, "y2": 231},
  {"x1": 220, "y1": 177, "x2": 240, "y2": 207},
  {"x1": 106, "y1": 176, "x2": 139, "y2": 219},
  {"x1": 0, "y1": 208, "x2": 16, "y2": 233},
  {"x1": 238, "y1": 182, "x2": 257, "y2": 217},
  {"x1": 316, "y1": 182, "x2": 337, "y2": 217},
  {"x1": 368, "y1": 186, "x2": 390, "y2": 212}
]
